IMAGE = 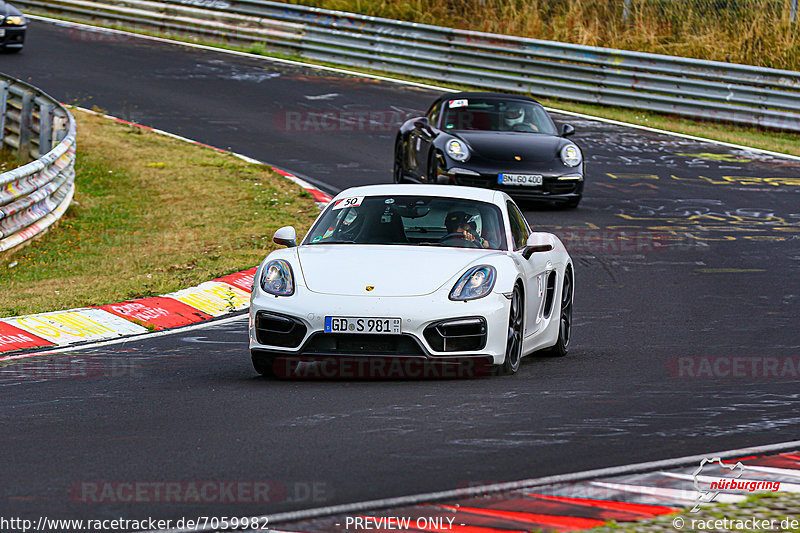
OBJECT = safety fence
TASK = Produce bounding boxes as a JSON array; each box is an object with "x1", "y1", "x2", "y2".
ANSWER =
[
  {"x1": 15, "y1": 0, "x2": 800, "y2": 131},
  {"x1": 1, "y1": 74, "x2": 76, "y2": 254}
]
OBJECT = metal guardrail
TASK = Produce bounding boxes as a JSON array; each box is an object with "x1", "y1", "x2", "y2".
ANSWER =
[
  {"x1": 0, "y1": 74, "x2": 76, "y2": 254},
  {"x1": 17, "y1": 0, "x2": 800, "y2": 131}
]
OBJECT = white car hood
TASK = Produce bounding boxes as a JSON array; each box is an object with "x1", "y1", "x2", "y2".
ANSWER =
[{"x1": 297, "y1": 245, "x2": 501, "y2": 296}]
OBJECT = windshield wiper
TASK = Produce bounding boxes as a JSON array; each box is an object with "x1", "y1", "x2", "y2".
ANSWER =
[{"x1": 308, "y1": 239, "x2": 357, "y2": 245}]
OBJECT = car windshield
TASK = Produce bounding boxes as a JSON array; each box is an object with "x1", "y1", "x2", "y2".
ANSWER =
[
  {"x1": 439, "y1": 97, "x2": 557, "y2": 134},
  {"x1": 304, "y1": 195, "x2": 508, "y2": 250}
]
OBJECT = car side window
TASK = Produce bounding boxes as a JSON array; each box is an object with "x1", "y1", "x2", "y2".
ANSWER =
[
  {"x1": 507, "y1": 201, "x2": 530, "y2": 250},
  {"x1": 426, "y1": 102, "x2": 440, "y2": 128}
]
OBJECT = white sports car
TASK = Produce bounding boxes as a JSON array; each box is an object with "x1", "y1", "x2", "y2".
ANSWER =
[{"x1": 249, "y1": 184, "x2": 573, "y2": 378}]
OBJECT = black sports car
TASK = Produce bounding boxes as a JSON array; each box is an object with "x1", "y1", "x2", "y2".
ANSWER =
[
  {"x1": 394, "y1": 92, "x2": 584, "y2": 208},
  {"x1": 0, "y1": 1, "x2": 26, "y2": 52}
]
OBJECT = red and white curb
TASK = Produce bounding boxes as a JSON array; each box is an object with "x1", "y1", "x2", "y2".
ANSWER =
[
  {"x1": 0, "y1": 267, "x2": 256, "y2": 357},
  {"x1": 266, "y1": 450, "x2": 800, "y2": 532},
  {"x1": 147, "y1": 443, "x2": 797, "y2": 533},
  {"x1": 0, "y1": 112, "x2": 333, "y2": 359}
]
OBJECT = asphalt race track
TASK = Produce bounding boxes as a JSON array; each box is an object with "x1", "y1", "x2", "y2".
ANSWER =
[{"x1": 1, "y1": 20, "x2": 800, "y2": 524}]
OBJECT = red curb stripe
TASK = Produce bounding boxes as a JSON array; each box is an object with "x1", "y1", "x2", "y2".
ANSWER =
[
  {"x1": 307, "y1": 188, "x2": 334, "y2": 203},
  {"x1": 0, "y1": 322, "x2": 55, "y2": 352},
  {"x1": 214, "y1": 267, "x2": 257, "y2": 294},
  {"x1": 524, "y1": 493, "x2": 678, "y2": 516},
  {"x1": 436, "y1": 505, "x2": 605, "y2": 531},
  {"x1": 97, "y1": 297, "x2": 214, "y2": 330}
]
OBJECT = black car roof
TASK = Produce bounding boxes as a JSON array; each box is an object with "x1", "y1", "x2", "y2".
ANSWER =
[{"x1": 436, "y1": 92, "x2": 542, "y2": 107}]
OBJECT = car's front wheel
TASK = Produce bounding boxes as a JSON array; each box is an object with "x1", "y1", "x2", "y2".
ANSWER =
[
  {"x1": 251, "y1": 352, "x2": 278, "y2": 377},
  {"x1": 495, "y1": 285, "x2": 523, "y2": 376},
  {"x1": 252, "y1": 352, "x2": 300, "y2": 378}
]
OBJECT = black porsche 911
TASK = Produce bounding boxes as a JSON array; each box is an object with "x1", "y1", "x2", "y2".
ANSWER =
[
  {"x1": 394, "y1": 92, "x2": 584, "y2": 208},
  {"x1": 0, "y1": 0, "x2": 26, "y2": 52}
]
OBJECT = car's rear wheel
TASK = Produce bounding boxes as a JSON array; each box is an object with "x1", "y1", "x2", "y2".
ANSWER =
[
  {"x1": 495, "y1": 285, "x2": 523, "y2": 375},
  {"x1": 541, "y1": 268, "x2": 572, "y2": 357},
  {"x1": 393, "y1": 139, "x2": 405, "y2": 183}
]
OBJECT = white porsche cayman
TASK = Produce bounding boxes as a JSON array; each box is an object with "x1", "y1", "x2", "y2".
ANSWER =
[{"x1": 249, "y1": 184, "x2": 573, "y2": 378}]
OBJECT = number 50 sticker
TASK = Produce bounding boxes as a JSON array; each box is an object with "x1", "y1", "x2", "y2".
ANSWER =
[{"x1": 332, "y1": 196, "x2": 364, "y2": 210}]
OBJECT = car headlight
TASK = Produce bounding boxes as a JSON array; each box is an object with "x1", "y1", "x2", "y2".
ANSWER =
[
  {"x1": 5, "y1": 16, "x2": 25, "y2": 25},
  {"x1": 450, "y1": 265, "x2": 496, "y2": 301},
  {"x1": 260, "y1": 259, "x2": 294, "y2": 296},
  {"x1": 445, "y1": 139, "x2": 470, "y2": 162},
  {"x1": 560, "y1": 144, "x2": 582, "y2": 167}
]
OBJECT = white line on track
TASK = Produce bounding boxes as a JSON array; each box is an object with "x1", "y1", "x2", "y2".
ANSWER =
[
  {"x1": 144, "y1": 439, "x2": 800, "y2": 532},
  {"x1": 28, "y1": 14, "x2": 800, "y2": 161},
  {"x1": 0, "y1": 313, "x2": 247, "y2": 363}
]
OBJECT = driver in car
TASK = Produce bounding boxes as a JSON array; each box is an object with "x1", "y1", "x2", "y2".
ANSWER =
[
  {"x1": 501, "y1": 103, "x2": 538, "y2": 132},
  {"x1": 444, "y1": 211, "x2": 490, "y2": 248}
]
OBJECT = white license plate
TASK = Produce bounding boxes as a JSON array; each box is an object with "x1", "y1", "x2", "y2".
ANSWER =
[
  {"x1": 325, "y1": 316, "x2": 402, "y2": 334},
  {"x1": 499, "y1": 173, "x2": 543, "y2": 186}
]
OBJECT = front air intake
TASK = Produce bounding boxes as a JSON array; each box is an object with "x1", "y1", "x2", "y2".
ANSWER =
[
  {"x1": 255, "y1": 311, "x2": 307, "y2": 348},
  {"x1": 424, "y1": 317, "x2": 487, "y2": 352}
]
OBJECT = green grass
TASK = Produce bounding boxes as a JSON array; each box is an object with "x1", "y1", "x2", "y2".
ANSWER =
[
  {"x1": 0, "y1": 149, "x2": 19, "y2": 172},
  {"x1": 0, "y1": 109, "x2": 319, "y2": 317}
]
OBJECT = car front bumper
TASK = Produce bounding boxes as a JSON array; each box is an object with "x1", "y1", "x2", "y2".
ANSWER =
[
  {"x1": 437, "y1": 162, "x2": 584, "y2": 202},
  {"x1": 249, "y1": 283, "x2": 511, "y2": 368},
  {"x1": 0, "y1": 26, "x2": 26, "y2": 48}
]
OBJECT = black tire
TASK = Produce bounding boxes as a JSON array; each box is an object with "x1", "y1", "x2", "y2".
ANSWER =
[
  {"x1": 494, "y1": 285, "x2": 524, "y2": 376},
  {"x1": 251, "y1": 352, "x2": 278, "y2": 377},
  {"x1": 427, "y1": 153, "x2": 440, "y2": 184},
  {"x1": 564, "y1": 197, "x2": 581, "y2": 209},
  {"x1": 393, "y1": 138, "x2": 405, "y2": 183},
  {"x1": 541, "y1": 268, "x2": 573, "y2": 357}
]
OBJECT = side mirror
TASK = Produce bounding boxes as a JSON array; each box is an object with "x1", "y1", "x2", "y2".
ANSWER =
[
  {"x1": 522, "y1": 232, "x2": 554, "y2": 259},
  {"x1": 561, "y1": 124, "x2": 575, "y2": 137},
  {"x1": 415, "y1": 117, "x2": 433, "y2": 133},
  {"x1": 273, "y1": 226, "x2": 297, "y2": 248}
]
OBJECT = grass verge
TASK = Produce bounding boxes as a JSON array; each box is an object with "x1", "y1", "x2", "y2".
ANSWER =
[
  {"x1": 0, "y1": 109, "x2": 319, "y2": 317},
  {"x1": 0, "y1": 149, "x2": 19, "y2": 173},
  {"x1": 25, "y1": 11, "x2": 800, "y2": 158}
]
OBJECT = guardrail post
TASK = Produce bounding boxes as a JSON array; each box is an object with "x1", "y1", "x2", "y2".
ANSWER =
[
  {"x1": 38, "y1": 103, "x2": 54, "y2": 156},
  {"x1": 53, "y1": 112, "x2": 69, "y2": 142},
  {"x1": 0, "y1": 82, "x2": 7, "y2": 148},
  {"x1": 792, "y1": 0, "x2": 798, "y2": 23},
  {"x1": 623, "y1": 0, "x2": 632, "y2": 21},
  {"x1": 18, "y1": 90, "x2": 34, "y2": 161}
]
